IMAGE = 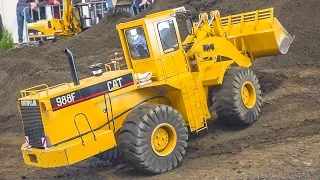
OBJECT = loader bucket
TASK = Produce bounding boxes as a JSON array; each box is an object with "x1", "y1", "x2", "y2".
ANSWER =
[{"x1": 220, "y1": 8, "x2": 294, "y2": 58}]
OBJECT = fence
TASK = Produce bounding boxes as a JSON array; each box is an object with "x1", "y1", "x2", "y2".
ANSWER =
[{"x1": 22, "y1": 0, "x2": 152, "y2": 43}]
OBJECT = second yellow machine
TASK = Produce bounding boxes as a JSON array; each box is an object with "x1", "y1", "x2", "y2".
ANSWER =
[
  {"x1": 17, "y1": 7, "x2": 294, "y2": 174},
  {"x1": 27, "y1": 0, "x2": 82, "y2": 41}
]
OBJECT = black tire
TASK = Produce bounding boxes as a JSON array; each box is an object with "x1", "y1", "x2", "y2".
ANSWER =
[
  {"x1": 118, "y1": 104, "x2": 188, "y2": 174},
  {"x1": 95, "y1": 147, "x2": 120, "y2": 162},
  {"x1": 209, "y1": 67, "x2": 262, "y2": 126}
]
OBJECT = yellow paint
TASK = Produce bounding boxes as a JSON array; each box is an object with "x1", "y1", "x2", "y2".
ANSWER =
[
  {"x1": 151, "y1": 123, "x2": 177, "y2": 157},
  {"x1": 241, "y1": 81, "x2": 256, "y2": 109},
  {"x1": 18, "y1": 6, "x2": 293, "y2": 168},
  {"x1": 21, "y1": 129, "x2": 116, "y2": 168},
  {"x1": 202, "y1": 61, "x2": 234, "y2": 85},
  {"x1": 220, "y1": 8, "x2": 294, "y2": 59}
]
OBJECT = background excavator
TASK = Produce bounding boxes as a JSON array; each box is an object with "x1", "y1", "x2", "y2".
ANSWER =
[
  {"x1": 27, "y1": 0, "x2": 83, "y2": 41},
  {"x1": 26, "y1": 0, "x2": 155, "y2": 42}
]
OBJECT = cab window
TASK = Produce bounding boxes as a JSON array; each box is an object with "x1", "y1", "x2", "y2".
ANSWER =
[
  {"x1": 125, "y1": 27, "x2": 150, "y2": 60},
  {"x1": 157, "y1": 20, "x2": 179, "y2": 53}
]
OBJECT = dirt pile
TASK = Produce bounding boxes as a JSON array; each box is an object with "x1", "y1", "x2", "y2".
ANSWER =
[
  {"x1": 0, "y1": 0, "x2": 319, "y2": 133},
  {"x1": 1, "y1": 0, "x2": 320, "y2": 179}
]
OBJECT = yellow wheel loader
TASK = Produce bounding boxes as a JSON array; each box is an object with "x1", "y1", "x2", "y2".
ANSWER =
[{"x1": 17, "y1": 7, "x2": 294, "y2": 174}]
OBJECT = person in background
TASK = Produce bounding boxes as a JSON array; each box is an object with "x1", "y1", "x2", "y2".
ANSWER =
[
  {"x1": 133, "y1": 0, "x2": 154, "y2": 14},
  {"x1": 139, "y1": 0, "x2": 154, "y2": 7},
  {"x1": 32, "y1": 0, "x2": 49, "y2": 21},
  {"x1": 48, "y1": 0, "x2": 61, "y2": 19},
  {"x1": 16, "y1": 0, "x2": 37, "y2": 44}
]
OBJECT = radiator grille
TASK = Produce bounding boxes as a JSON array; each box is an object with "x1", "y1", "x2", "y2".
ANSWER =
[{"x1": 20, "y1": 102, "x2": 45, "y2": 148}]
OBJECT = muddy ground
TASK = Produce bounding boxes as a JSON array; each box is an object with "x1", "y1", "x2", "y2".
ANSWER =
[{"x1": 1, "y1": 0, "x2": 320, "y2": 179}]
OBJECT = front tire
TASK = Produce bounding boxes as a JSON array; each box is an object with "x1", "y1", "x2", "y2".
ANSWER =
[
  {"x1": 118, "y1": 104, "x2": 188, "y2": 174},
  {"x1": 210, "y1": 67, "x2": 262, "y2": 126}
]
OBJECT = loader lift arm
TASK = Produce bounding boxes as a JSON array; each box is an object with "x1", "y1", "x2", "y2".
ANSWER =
[{"x1": 183, "y1": 8, "x2": 294, "y2": 67}]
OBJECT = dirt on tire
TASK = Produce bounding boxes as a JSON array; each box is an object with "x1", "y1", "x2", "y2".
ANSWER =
[{"x1": 0, "y1": 0, "x2": 320, "y2": 179}]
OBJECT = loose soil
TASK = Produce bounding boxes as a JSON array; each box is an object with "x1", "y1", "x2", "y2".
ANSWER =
[{"x1": 0, "y1": 0, "x2": 320, "y2": 179}]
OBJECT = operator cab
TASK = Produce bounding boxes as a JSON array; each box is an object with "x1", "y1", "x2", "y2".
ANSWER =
[
  {"x1": 125, "y1": 27, "x2": 150, "y2": 59},
  {"x1": 116, "y1": 7, "x2": 193, "y2": 82}
]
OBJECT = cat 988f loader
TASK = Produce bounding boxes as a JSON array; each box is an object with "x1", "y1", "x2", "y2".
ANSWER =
[{"x1": 17, "y1": 6, "x2": 294, "y2": 174}]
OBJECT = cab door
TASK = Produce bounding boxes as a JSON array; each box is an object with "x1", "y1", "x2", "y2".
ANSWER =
[{"x1": 154, "y1": 18, "x2": 189, "y2": 79}]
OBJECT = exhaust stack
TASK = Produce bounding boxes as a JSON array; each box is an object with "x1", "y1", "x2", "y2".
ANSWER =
[{"x1": 64, "y1": 48, "x2": 80, "y2": 86}]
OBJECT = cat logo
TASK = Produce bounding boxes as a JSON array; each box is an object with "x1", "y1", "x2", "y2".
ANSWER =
[
  {"x1": 107, "y1": 77, "x2": 123, "y2": 91},
  {"x1": 111, "y1": 84, "x2": 121, "y2": 91}
]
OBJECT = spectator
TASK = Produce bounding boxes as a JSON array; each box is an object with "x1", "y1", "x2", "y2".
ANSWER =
[
  {"x1": 139, "y1": 0, "x2": 154, "y2": 7},
  {"x1": 48, "y1": 0, "x2": 61, "y2": 19},
  {"x1": 88, "y1": 0, "x2": 106, "y2": 23},
  {"x1": 32, "y1": 0, "x2": 49, "y2": 21},
  {"x1": 16, "y1": 0, "x2": 37, "y2": 44},
  {"x1": 133, "y1": 0, "x2": 154, "y2": 14}
]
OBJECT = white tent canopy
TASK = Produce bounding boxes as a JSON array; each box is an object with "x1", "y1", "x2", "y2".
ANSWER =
[{"x1": 0, "y1": 0, "x2": 21, "y2": 43}]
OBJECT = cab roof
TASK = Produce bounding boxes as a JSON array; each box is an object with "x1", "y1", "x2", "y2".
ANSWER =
[{"x1": 116, "y1": 6, "x2": 187, "y2": 30}]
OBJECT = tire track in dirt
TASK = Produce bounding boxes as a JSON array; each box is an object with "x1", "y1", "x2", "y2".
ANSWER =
[
  {"x1": 185, "y1": 118, "x2": 320, "y2": 160},
  {"x1": 185, "y1": 67, "x2": 320, "y2": 160}
]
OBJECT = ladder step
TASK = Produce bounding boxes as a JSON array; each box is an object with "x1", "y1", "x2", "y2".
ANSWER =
[{"x1": 196, "y1": 126, "x2": 208, "y2": 132}]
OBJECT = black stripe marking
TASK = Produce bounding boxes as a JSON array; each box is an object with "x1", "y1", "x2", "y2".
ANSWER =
[{"x1": 50, "y1": 73, "x2": 134, "y2": 111}]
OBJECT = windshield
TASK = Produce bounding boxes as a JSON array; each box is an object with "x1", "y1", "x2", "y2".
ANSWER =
[
  {"x1": 125, "y1": 27, "x2": 150, "y2": 60},
  {"x1": 157, "y1": 20, "x2": 179, "y2": 53}
]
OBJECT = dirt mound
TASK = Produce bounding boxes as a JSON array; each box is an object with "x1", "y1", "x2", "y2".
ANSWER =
[
  {"x1": 256, "y1": 71, "x2": 287, "y2": 94},
  {"x1": 0, "y1": 0, "x2": 319, "y2": 135},
  {"x1": 1, "y1": 0, "x2": 320, "y2": 179}
]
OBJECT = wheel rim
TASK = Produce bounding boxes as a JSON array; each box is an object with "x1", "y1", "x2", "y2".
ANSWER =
[
  {"x1": 151, "y1": 123, "x2": 177, "y2": 157},
  {"x1": 241, "y1": 81, "x2": 256, "y2": 109}
]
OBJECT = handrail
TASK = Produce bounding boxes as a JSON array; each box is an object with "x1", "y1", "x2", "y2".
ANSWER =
[
  {"x1": 47, "y1": 83, "x2": 71, "y2": 90},
  {"x1": 20, "y1": 84, "x2": 49, "y2": 97},
  {"x1": 20, "y1": 83, "x2": 72, "y2": 98},
  {"x1": 220, "y1": 8, "x2": 274, "y2": 26},
  {"x1": 104, "y1": 93, "x2": 115, "y2": 132},
  {"x1": 21, "y1": 84, "x2": 49, "y2": 92},
  {"x1": 74, "y1": 113, "x2": 97, "y2": 145}
]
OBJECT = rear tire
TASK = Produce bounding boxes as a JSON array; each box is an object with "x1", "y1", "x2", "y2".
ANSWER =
[
  {"x1": 95, "y1": 147, "x2": 120, "y2": 162},
  {"x1": 210, "y1": 67, "x2": 262, "y2": 126},
  {"x1": 118, "y1": 104, "x2": 188, "y2": 174}
]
